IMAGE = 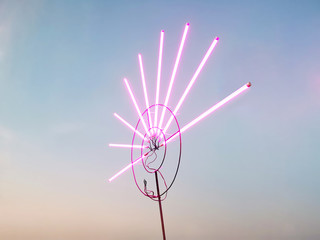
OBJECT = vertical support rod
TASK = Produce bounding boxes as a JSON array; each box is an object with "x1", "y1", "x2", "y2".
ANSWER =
[{"x1": 155, "y1": 171, "x2": 166, "y2": 240}]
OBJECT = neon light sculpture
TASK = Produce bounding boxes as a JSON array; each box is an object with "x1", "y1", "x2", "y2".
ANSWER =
[{"x1": 108, "y1": 23, "x2": 251, "y2": 240}]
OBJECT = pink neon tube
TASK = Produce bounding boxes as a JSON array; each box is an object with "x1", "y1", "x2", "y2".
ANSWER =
[
  {"x1": 138, "y1": 54, "x2": 152, "y2": 131},
  {"x1": 154, "y1": 30, "x2": 164, "y2": 129},
  {"x1": 109, "y1": 83, "x2": 251, "y2": 181},
  {"x1": 109, "y1": 144, "x2": 148, "y2": 149},
  {"x1": 163, "y1": 37, "x2": 219, "y2": 134},
  {"x1": 114, "y1": 113, "x2": 145, "y2": 140},
  {"x1": 124, "y1": 78, "x2": 150, "y2": 136},
  {"x1": 166, "y1": 82, "x2": 251, "y2": 144},
  {"x1": 108, "y1": 152, "x2": 150, "y2": 182},
  {"x1": 158, "y1": 23, "x2": 189, "y2": 133}
]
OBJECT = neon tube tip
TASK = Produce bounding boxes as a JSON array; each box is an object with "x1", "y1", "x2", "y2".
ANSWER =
[
  {"x1": 215, "y1": 37, "x2": 220, "y2": 41},
  {"x1": 246, "y1": 82, "x2": 252, "y2": 87},
  {"x1": 186, "y1": 22, "x2": 190, "y2": 26},
  {"x1": 161, "y1": 30, "x2": 164, "y2": 32}
]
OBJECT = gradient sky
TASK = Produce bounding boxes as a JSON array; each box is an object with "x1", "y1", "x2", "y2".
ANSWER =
[{"x1": 1, "y1": 1, "x2": 319, "y2": 239}]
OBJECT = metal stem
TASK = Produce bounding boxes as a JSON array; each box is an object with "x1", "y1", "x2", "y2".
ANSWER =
[{"x1": 155, "y1": 171, "x2": 166, "y2": 240}]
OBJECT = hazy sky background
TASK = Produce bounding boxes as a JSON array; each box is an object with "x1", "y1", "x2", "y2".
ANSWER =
[{"x1": 1, "y1": 0, "x2": 319, "y2": 239}]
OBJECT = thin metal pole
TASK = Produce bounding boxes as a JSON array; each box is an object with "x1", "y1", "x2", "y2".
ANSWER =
[{"x1": 155, "y1": 171, "x2": 166, "y2": 240}]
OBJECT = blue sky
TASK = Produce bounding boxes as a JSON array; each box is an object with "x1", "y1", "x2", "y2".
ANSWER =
[{"x1": 0, "y1": 0, "x2": 319, "y2": 239}]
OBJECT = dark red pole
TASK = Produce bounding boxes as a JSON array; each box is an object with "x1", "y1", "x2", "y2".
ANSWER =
[{"x1": 155, "y1": 171, "x2": 166, "y2": 240}]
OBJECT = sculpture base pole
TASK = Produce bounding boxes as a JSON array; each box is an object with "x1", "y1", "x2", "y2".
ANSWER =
[{"x1": 155, "y1": 171, "x2": 166, "y2": 240}]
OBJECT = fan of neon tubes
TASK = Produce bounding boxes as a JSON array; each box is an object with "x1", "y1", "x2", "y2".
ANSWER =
[{"x1": 108, "y1": 23, "x2": 251, "y2": 201}]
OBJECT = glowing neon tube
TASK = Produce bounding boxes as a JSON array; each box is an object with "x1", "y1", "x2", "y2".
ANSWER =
[
  {"x1": 124, "y1": 78, "x2": 150, "y2": 136},
  {"x1": 166, "y1": 82, "x2": 251, "y2": 144},
  {"x1": 154, "y1": 30, "x2": 164, "y2": 130},
  {"x1": 114, "y1": 113, "x2": 145, "y2": 140},
  {"x1": 110, "y1": 83, "x2": 251, "y2": 182},
  {"x1": 158, "y1": 23, "x2": 189, "y2": 133},
  {"x1": 138, "y1": 54, "x2": 152, "y2": 131},
  {"x1": 109, "y1": 144, "x2": 148, "y2": 149},
  {"x1": 108, "y1": 152, "x2": 150, "y2": 182},
  {"x1": 163, "y1": 37, "x2": 219, "y2": 134}
]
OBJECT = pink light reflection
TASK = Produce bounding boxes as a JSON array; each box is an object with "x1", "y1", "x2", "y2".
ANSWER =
[
  {"x1": 166, "y1": 82, "x2": 251, "y2": 144},
  {"x1": 163, "y1": 37, "x2": 219, "y2": 134},
  {"x1": 124, "y1": 78, "x2": 150, "y2": 136},
  {"x1": 154, "y1": 30, "x2": 164, "y2": 130},
  {"x1": 114, "y1": 113, "x2": 145, "y2": 140},
  {"x1": 138, "y1": 54, "x2": 153, "y2": 131},
  {"x1": 158, "y1": 23, "x2": 189, "y2": 134}
]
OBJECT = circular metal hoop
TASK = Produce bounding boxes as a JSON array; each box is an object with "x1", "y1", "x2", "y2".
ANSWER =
[{"x1": 131, "y1": 104, "x2": 182, "y2": 200}]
